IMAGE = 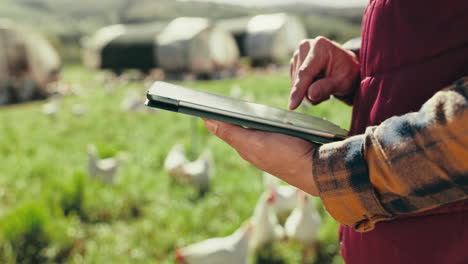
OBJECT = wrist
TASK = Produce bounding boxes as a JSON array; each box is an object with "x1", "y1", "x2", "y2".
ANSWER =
[{"x1": 299, "y1": 148, "x2": 319, "y2": 196}]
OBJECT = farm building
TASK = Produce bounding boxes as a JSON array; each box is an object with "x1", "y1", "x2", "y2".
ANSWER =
[
  {"x1": 156, "y1": 17, "x2": 239, "y2": 76},
  {"x1": 82, "y1": 22, "x2": 167, "y2": 74},
  {"x1": 217, "y1": 13, "x2": 307, "y2": 66},
  {"x1": 84, "y1": 18, "x2": 239, "y2": 78},
  {"x1": 216, "y1": 17, "x2": 251, "y2": 57},
  {"x1": 0, "y1": 19, "x2": 61, "y2": 105}
]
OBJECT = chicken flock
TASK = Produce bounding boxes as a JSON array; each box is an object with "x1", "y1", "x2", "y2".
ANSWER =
[
  {"x1": 165, "y1": 144, "x2": 322, "y2": 264},
  {"x1": 42, "y1": 81, "x2": 324, "y2": 264},
  {"x1": 85, "y1": 140, "x2": 322, "y2": 264}
]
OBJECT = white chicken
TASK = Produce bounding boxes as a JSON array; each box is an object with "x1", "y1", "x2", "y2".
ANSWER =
[
  {"x1": 71, "y1": 104, "x2": 87, "y2": 117},
  {"x1": 229, "y1": 84, "x2": 243, "y2": 99},
  {"x1": 262, "y1": 171, "x2": 280, "y2": 189},
  {"x1": 250, "y1": 189, "x2": 284, "y2": 251},
  {"x1": 229, "y1": 84, "x2": 255, "y2": 102},
  {"x1": 175, "y1": 222, "x2": 253, "y2": 264},
  {"x1": 42, "y1": 97, "x2": 61, "y2": 118},
  {"x1": 180, "y1": 150, "x2": 214, "y2": 195},
  {"x1": 86, "y1": 144, "x2": 124, "y2": 184},
  {"x1": 120, "y1": 90, "x2": 145, "y2": 112},
  {"x1": 274, "y1": 185, "x2": 300, "y2": 221},
  {"x1": 285, "y1": 190, "x2": 321, "y2": 260},
  {"x1": 263, "y1": 172, "x2": 299, "y2": 222},
  {"x1": 163, "y1": 143, "x2": 188, "y2": 177}
]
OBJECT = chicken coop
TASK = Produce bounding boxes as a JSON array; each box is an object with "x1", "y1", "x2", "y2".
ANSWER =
[
  {"x1": 218, "y1": 13, "x2": 307, "y2": 67},
  {"x1": 82, "y1": 22, "x2": 167, "y2": 74},
  {"x1": 156, "y1": 17, "x2": 240, "y2": 78},
  {"x1": 216, "y1": 17, "x2": 251, "y2": 57},
  {"x1": 0, "y1": 19, "x2": 61, "y2": 105}
]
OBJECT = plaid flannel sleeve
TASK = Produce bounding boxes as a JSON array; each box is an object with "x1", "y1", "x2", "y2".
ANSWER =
[{"x1": 312, "y1": 77, "x2": 468, "y2": 232}]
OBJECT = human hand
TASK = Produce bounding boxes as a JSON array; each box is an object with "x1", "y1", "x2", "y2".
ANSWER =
[
  {"x1": 289, "y1": 36, "x2": 360, "y2": 109},
  {"x1": 204, "y1": 119, "x2": 319, "y2": 196}
]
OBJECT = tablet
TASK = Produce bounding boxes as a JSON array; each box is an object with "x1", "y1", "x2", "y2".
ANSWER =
[{"x1": 145, "y1": 81, "x2": 348, "y2": 144}]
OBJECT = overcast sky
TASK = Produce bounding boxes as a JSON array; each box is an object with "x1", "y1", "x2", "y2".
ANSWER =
[{"x1": 179, "y1": 0, "x2": 368, "y2": 7}]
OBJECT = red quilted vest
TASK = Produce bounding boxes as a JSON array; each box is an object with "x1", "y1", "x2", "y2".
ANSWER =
[{"x1": 341, "y1": 0, "x2": 468, "y2": 263}]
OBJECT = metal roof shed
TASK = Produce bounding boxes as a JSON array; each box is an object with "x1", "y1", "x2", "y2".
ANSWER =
[
  {"x1": 245, "y1": 13, "x2": 307, "y2": 65},
  {"x1": 82, "y1": 22, "x2": 166, "y2": 73},
  {"x1": 156, "y1": 17, "x2": 239, "y2": 74}
]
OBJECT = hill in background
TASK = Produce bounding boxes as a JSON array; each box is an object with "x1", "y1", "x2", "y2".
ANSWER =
[{"x1": 0, "y1": 0, "x2": 363, "y2": 62}]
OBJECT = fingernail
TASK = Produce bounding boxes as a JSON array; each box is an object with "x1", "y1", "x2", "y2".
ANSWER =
[
  {"x1": 205, "y1": 120, "x2": 218, "y2": 133},
  {"x1": 309, "y1": 90, "x2": 320, "y2": 101}
]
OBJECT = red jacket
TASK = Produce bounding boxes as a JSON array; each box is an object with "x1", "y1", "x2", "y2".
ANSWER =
[{"x1": 342, "y1": 0, "x2": 468, "y2": 263}]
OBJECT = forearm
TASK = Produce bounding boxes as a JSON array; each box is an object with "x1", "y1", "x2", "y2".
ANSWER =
[{"x1": 313, "y1": 77, "x2": 468, "y2": 232}]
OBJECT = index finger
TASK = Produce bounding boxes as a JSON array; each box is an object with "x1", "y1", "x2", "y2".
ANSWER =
[{"x1": 289, "y1": 51, "x2": 325, "y2": 110}]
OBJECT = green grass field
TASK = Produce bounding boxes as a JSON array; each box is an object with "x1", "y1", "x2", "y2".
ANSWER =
[{"x1": 0, "y1": 66, "x2": 351, "y2": 264}]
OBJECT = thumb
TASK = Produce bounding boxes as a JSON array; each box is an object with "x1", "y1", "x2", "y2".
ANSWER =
[
  {"x1": 204, "y1": 120, "x2": 253, "y2": 149},
  {"x1": 306, "y1": 77, "x2": 339, "y2": 105}
]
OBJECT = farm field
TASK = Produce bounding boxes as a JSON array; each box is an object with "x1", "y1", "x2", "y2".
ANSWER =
[{"x1": 0, "y1": 65, "x2": 351, "y2": 263}]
